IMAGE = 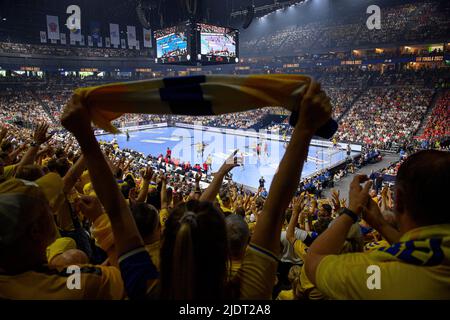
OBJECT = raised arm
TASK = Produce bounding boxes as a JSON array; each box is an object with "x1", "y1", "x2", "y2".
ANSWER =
[
  {"x1": 194, "y1": 172, "x2": 202, "y2": 193},
  {"x1": 286, "y1": 197, "x2": 302, "y2": 245},
  {"x1": 136, "y1": 167, "x2": 153, "y2": 203},
  {"x1": 363, "y1": 197, "x2": 401, "y2": 244},
  {"x1": 61, "y1": 99, "x2": 143, "y2": 256},
  {"x1": 305, "y1": 175, "x2": 372, "y2": 285},
  {"x1": 252, "y1": 81, "x2": 332, "y2": 254},
  {"x1": 17, "y1": 123, "x2": 53, "y2": 167},
  {"x1": 199, "y1": 150, "x2": 239, "y2": 202},
  {"x1": 62, "y1": 155, "x2": 86, "y2": 194},
  {"x1": 160, "y1": 174, "x2": 169, "y2": 209},
  {"x1": 8, "y1": 142, "x2": 27, "y2": 162}
]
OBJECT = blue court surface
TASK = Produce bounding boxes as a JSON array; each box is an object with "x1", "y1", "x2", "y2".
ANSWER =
[{"x1": 98, "y1": 127, "x2": 355, "y2": 190}]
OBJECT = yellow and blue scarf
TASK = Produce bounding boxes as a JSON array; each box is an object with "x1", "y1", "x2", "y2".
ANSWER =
[
  {"x1": 71, "y1": 74, "x2": 338, "y2": 138},
  {"x1": 374, "y1": 224, "x2": 450, "y2": 266}
]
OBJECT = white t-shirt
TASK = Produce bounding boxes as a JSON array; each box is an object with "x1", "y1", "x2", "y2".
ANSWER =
[{"x1": 280, "y1": 228, "x2": 308, "y2": 264}]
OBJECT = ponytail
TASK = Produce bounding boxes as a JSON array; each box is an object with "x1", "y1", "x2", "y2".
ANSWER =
[{"x1": 171, "y1": 212, "x2": 196, "y2": 299}]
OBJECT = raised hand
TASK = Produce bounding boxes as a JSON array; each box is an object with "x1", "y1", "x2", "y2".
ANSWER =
[
  {"x1": 33, "y1": 123, "x2": 53, "y2": 145},
  {"x1": 297, "y1": 81, "x2": 332, "y2": 135},
  {"x1": 348, "y1": 175, "x2": 372, "y2": 214},
  {"x1": 331, "y1": 189, "x2": 340, "y2": 210},
  {"x1": 61, "y1": 96, "x2": 92, "y2": 137},
  {"x1": 75, "y1": 195, "x2": 103, "y2": 222},
  {"x1": 362, "y1": 198, "x2": 384, "y2": 230},
  {"x1": 217, "y1": 149, "x2": 241, "y2": 175},
  {"x1": 141, "y1": 166, "x2": 154, "y2": 181},
  {"x1": 292, "y1": 194, "x2": 305, "y2": 213}
]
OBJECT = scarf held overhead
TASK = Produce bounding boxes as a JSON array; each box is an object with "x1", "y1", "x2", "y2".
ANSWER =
[{"x1": 71, "y1": 74, "x2": 338, "y2": 138}]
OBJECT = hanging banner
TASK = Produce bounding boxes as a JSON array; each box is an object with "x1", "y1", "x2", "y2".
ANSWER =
[
  {"x1": 143, "y1": 28, "x2": 152, "y2": 48},
  {"x1": 97, "y1": 37, "x2": 103, "y2": 47},
  {"x1": 109, "y1": 23, "x2": 120, "y2": 47},
  {"x1": 60, "y1": 33, "x2": 67, "y2": 45},
  {"x1": 69, "y1": 27, "x2": 82, "y2": 43},
  {"x1": 80, "y1": 34, "x2": 85, "y2": 46},
  {"x1": 88, "y1": 35, "x2": 93, "y2": 47},
  {"x1": 105, "y1": 37, "x2": 111, "y2": 47},
  {"x1": 40, "y1": 31, "x2": 47, "y2": 43},
  {"x1": 90, "y1": 21, "x2": 101, "y2": 45},
  {"x1": 120, "y1": 38, "x2": 126, "y2": 49},
  {"x1": 46, "y1": 15, "x2": 60, "y2": 40},
  {"x1": 127, "y1": 25, "x2": 137, "y2": 48}
]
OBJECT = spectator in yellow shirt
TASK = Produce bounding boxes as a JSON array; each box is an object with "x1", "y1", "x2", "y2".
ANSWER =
[
  {"x1": 305, "y1": 150, "x2": 450, "y2": 299},
  {"x1": 225, "y1": 214, "x2": 250, "y2": 278},
  {"x1": 61, "y1": 79, "x2": 333, "y2": 300},
  {"x1": 0, "y1": 176, "x2": 124, "y2": 299}
]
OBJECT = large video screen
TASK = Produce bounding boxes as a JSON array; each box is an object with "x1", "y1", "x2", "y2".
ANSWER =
[
  {"x1": 199, "y1": 24, "x2": 238, "y2": 61},
  {"x1": 155, "y1": 25, "x2": 188, "y2": 63}
]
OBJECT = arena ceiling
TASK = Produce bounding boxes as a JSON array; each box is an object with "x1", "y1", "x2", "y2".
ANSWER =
[{"x1": 0, "y1": 0, "x2": 441, "y2": 43}]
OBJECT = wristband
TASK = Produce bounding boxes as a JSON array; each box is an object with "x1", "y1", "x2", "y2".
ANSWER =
[{"x1": 339, "y1": 208, "x2": 359, "y2": 223}]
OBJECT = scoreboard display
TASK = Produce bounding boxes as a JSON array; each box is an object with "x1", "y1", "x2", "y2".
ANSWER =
[
  {"x1": 155, "y1": 23, "x2": 191, "y2": 64},
  {"x1": 154, "y1": 21, "x2": 239, "y2": 66},
  {"x1": 198, "y1": 23, "x2": 239, "y2": 64}
]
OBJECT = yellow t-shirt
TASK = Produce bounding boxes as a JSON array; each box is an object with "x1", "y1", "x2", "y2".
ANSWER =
[
  {"x1": 364, "y1": 239, "x2": 390, "y2": 252},
  {"x1": 46, "y1": 237, "x2": 77, "y2": 263},
  {"x1": 277, "y1": 289, "x2": 294, "y2": 300},
  {"x1": 41, "y1": 157, "x2": 52, "y2": 168},
  {"x1": 294, "y1": 239, "x2": 325, "y2": 300},
  {"x1": 232, "y1": 243, "x2": 278, "y2": 299},
  {"x1": 0, "y1": 265, "x2": 124, "y2": 300},
  {"x1": 2, "y1": 164, "x2": 18, "y2": 180},
  {"x1": 91, "y1": 214, "x2": 161, "y2": 271},
  {"x1": 221, "y1": 206, "x2": 233, "y2": 215},
  {"x1": 159, "y1": 208, "x2": 170, "y2": 230},
  {"x1": 316, "y1": 224, "x2": 450, "y2": 299},
  {"x1": 229, "y1": 260, "x2": 242, "y2": 280},
  {"x1": 146, "y1": 242, "x2": 278, "y2": 300},
  {"x1": 145, "y1": 241, "x2": 161, "y2": 271}
]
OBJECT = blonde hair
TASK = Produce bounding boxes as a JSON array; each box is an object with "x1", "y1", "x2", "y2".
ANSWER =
[
  {"x1": 160, "y1": 201, "x2": 228, "y2": 300},
  {"x1": 171, "y1": 221, "x2": 195, "y2": 299}
]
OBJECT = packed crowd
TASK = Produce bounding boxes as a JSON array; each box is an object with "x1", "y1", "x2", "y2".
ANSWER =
[
  {"x1": 1, "y1": 69, "x2": 446, "y2": 151},
  {"x1": 241, "y1": 1, "x2": 449, "y2": 55},
  {"x1": 171, "y1": 108, "x2": 272, "y2": 130},
  {"x1": 419, "y1": 90, "x2": 450, "y2": 141},
  {"x1": 0, "y1": 89, "x2": 54, "y2": 128},
  {"x1": 335, "y1": 88, "x2": 434, "y2": 150},
  {"x1": 1, "y1": 79, "x2": 449, "y2": 300},
  {"x1": 0, "y1": 42, "x2": 152, "y2": 58},
  {"x1": 315, "y1": 70, "x2": 372, "y2": 88}
]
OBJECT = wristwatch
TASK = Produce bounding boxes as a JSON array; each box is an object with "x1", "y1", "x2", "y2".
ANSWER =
[{"x1": 338, "y1": 207, "x2": 359, "y2": 223}]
